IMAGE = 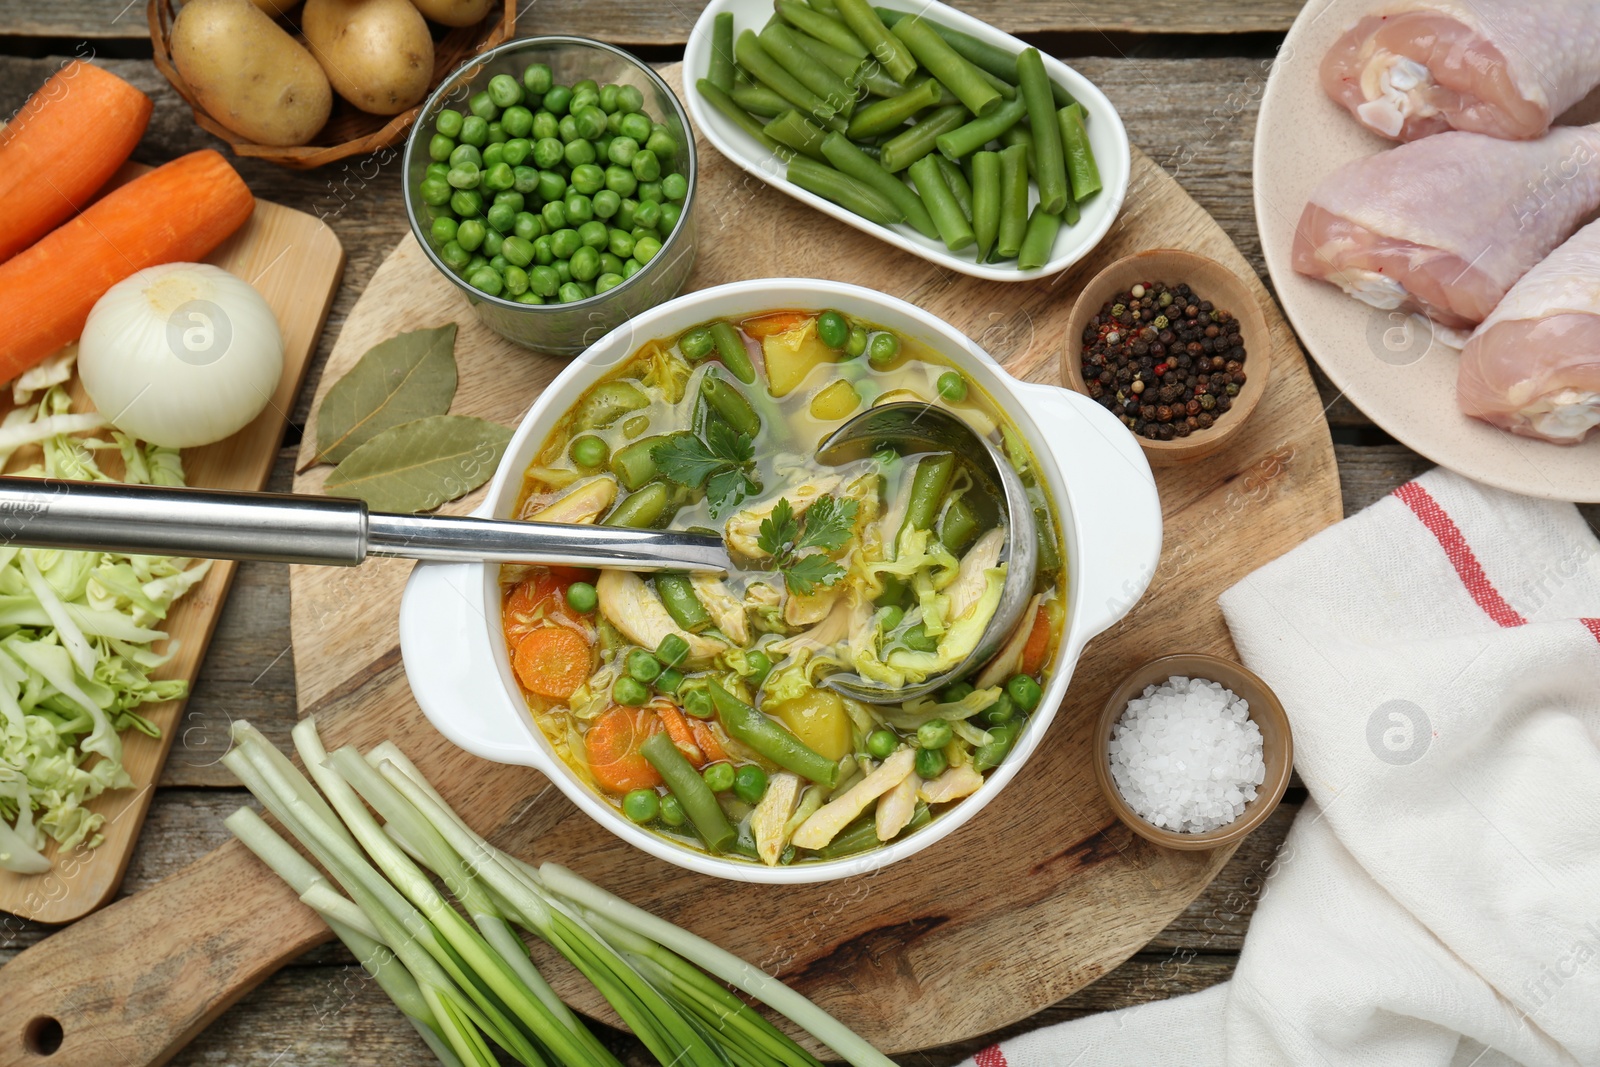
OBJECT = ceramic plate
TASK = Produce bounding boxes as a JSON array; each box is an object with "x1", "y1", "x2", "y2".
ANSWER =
[
  {"x1": 1255, "y1": 0, "x2": 1600, "y2": 501},
  {"x1": 683, "y1": 0, "x2": 1131, "y2": 282}
]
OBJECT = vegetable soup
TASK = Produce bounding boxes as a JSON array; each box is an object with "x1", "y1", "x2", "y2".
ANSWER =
[{"x1": 501, "y1": 308, "x2": 1064, "y2": 864}]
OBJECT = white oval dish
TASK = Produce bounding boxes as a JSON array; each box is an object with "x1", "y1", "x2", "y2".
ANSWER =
[
  {"x1": 398, "y1": 278, "x2": 1162, "y2": 883},
  {"x1": 681, "y1": 0, "x2": 1131, "y2": 282}
]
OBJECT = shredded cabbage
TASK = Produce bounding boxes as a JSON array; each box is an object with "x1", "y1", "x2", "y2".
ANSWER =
[{"x1": 0, "y1": 385, "x2": 209, "y2": 870}]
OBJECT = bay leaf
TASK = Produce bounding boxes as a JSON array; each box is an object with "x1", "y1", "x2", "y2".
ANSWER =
[
  {"x1": 313, "y1": 324, "x2": 459, "y2": 465},
  {"x1": 323, "y1": 415, "x2": 512, "y2": 513}
]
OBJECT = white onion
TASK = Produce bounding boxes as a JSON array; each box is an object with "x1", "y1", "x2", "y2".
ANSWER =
[{"x1": 78, "y1": 262, "x2": 284, "y2": 448}]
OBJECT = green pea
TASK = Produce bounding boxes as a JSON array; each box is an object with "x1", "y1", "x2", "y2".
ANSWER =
[
  {"x1": 515, "y1": 292, "x2": 545, "y2": 305},
  {"x1": 577, "y1": 220, "x2": 609, "y2": 249},
  {"x1": 846, "y1": 325, "x2": 869, "y2": 357},
  {"x1": 555, "y1": 259, "x2": 572, "y2": 284},
  {"x1": 573, "y1": 105, "x2": 607, "y2": 140},
  {"x1": 532, "y1": 136, "x2": 564, "y2": 169},
  {"x1": 435, "y1": 108, "x2": 464, "y2": 137},
  {"x1": 1006, "y1": 674, "x2": 1043, "y2": 712},
  {"x1": 503, "y1": 265, "x2": 529, "y2": 296},
  {"x1": 565, "y1": 139, "x2": 596, "y2": 167},
  {"x1": 450, "y1": 189, "x2": 483, "y2": 217},
  {"x1": 482, "y1": 141, "x2": 505, "y2": 169},
  {"x1": 868, "y1": 332, "x2": 901, "y2": 367},
  {"x1": 595, "y1": 272, "x2": 625, "y2": 293},
  {"x1": 647, "y1": 131, "x2": 680, "y2": 162},
  {"x1": 570, "y1": 163, "x2": 605, "y2": 195},
  {"x1": 942, "y1": 681, "x2": 975, "y2": 703},
  {"x1": 456, "y1": 219, "x2": 486, "y2": 252},
  {"x1": 502, "y1": 105, "x2": 533, "y2": 139},
  {"x1": 658, "y1": 793, "x2": 685, "y2": 827},
  {"x1": 733, "y1": 765, "x2": 768, "y2": 805},
  {"x1": 469, "y1": 266, "x2": 504, "y2": 297},
  {"x1": 634, "y1": 200, "x2": 662, "y2": 229},
  {"x1": 439, "y1": 240, "x2": 470, "y2": 271},
  {"x1": 460, "y1": 114, "x2": 489, "y2": 146},
  {"x1": 608, "y1": 136, "x2": 639, "y2": 167},
  {"x1": 531, "y1": 235, "x2": 554, "y2": 266},
  {"x1": 447, "y1": 163, "x2": 480, "y2": 189},
  {"x1": 469, "y1": 90, "x2": 499, "y2": 121},
  {"x1": 599, "y1": 251, "x2": 624, "y2": 276},
  {"x1": 481, "y1": 230, "x2": 504, "y2": 258},
  {"x1": 558, "y1": 114, "x2": 580, "y2": 143},
  {"x1": 536, "y1": 169, "x2": 567, "y2": 203},
  {"x1": 489, "y1": 253, "x2": 510, "y2": 274},
  {"x1": 634, "y1": 235, "x2": 662, "y2": 264},
  {"x1": 817, "y1": 311, "x2": 848, "y2": 349},
  {"x1": 569, "y1": 434, "x2": 607, "y2": 468},
  {"x1": 657, "y1": 633, "x2": 690, "y2": 667},
  {"x1": 744, "y1": 649, "x2": 773, "y2": 687},
  {"x1": 550, "y1": 227, "x2": 581, "y2": 259},
  {"x1": 622, "y1": 258, "x2": 643, "y2": 278},
  {"x1": 661, "y1": 172, "x2": 689, "y2": 202},
  {"x1": 501, "y1": 138, "x2": 531, "y2": 166},
  {"x1": 866, "y1": 729, "x2": 897, "y2": 760},
  {"x1": 466, "y1": 253, "x2": 488, "y2": 272},
  {"x1": 487, "y1": 73, "x2": 523, "y2": 109},
  {"x1": 627, "y1": 648, "x2": 663, "y2": 683},
  {"x1": 683, "y1": 687, "x2": 713, "y2": 719},
  {"x1": 503, "y1": 235, "x2": 535, "y2": 267},
  {"x1": 598, "y1": 83, "x2": 620, "y2": 113},
  {"x1": 607, "y1": 228, "x2": 635, "y2": 259},
  {"x1": 702, "y1": 762, "x2": 735, "y2": 793},
  {"x1": 592, "y1": 189, "x2": 621, "y2": 219},
  {"x1": 513, "y1": 165, "x2": 540, "y2": 194},
  {"x1": 523, "y1": 62, "x2": 553, "y2": 95},
  {"x1": 984, "y1": 692, "x2": 1017, "y2": 725},
  {"x1": 493, "y1": 189, "x2": 525, "y2": 212},
  {"x1": 655, "y1": 666, "x2": 684, "y2": 694},
  {"x1": 914, "y1": 746, "x2": 948, "y2": 779},
  {"x1": 529, "y1": 263, "x2": 560, "y2": 296},
  {"x1": 567, "y1": 245, "x2": 599, "y2": 282},
  {"x1": 486, "y1": 121, "x2": 507, "y2": 144},
  {"x1": 486, "y1": 202, "x2": 516, "y2": 234},
  {"x1": 531, "y1": 110, "x2": 559, "y2": 140},
  {"x1": 541, "y1": 200, "x2": 568, "y2": 231},
  {"x1": 482, "y1": 162, "x2": 514, "y2": 192},
  {"x1": 558, "y1": 281, "x2": 587, "y2": 303},
  {"x1": 512, "y1": 212, "x2": 542, "y2": 240},
  {"x1": 613, "y1": 675, "x2": 649, "y2": 706},
  {"x1": 619, "y1": 112, "x2": 652, "y2": 142},
  {"x1": 449, "y1": 142, "x2": 482, "y2": 168},
  {"x1": 419, "y1": 176, "x2": 451, "y2": 206},
  {"x1": 617, "y1": 84, "x2": 644, "y2": 113},
  {"x1": 605, "y1": 165, "x2": 638, "y2": 198},
  {"x1": 428, "y1": 133, "x2": 455, "y2": 162},
  {"x1": 614, "y1": 197, "x2": 639, "y2": 229},
  {"x1": 425, "y1": 161, "x2": 450, "y2": 181},
  {"x1": 917, "y1": 719, "x2": 954, "y2": 749},
  {"x1": 937, "y1": 372, "x2": 968, "y2": 403},
  {"x1": 658, "y1": 202, "x2": 682, "y2": 233},
  {"x1": 429, "y1": 216, "x2": 459, "y2": 246},
  {"x1": 622, "y1": 788, "x2": 659, "y2": 823},
  {"x1": 606, "y1": 109, "x2": 626, "y2": 137},
  {"x1": 637, "y1": 180, "x2": 663, "y2": 204},
  {"x1": 631, "y1": 150, "x2": 661, "y2": 182},
  {"x1": 565, "y1": 193, "x2": 595, "y2": 223},
  {"x1": 571, "y1": 87, "x2": 600, "y2": 115}
]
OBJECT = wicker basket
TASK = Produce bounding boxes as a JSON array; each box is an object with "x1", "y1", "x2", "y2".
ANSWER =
[{"x1": 149, "y1": 0, "x2": 515, "y2": 170}]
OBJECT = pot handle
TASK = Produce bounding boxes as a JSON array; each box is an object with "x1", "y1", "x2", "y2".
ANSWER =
[
  {"x1": 399, "y1": 559, "x2": 552, "y2": 771},
  {"x1": 1011, "y1": 381, "x2": 1163, "y2": 641}
]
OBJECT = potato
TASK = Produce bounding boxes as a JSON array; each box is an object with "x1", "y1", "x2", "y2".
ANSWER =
[
  {"x1": 248, "y1": 0, "x2": 302, "y2": 14},
  {"x1": 302, "y1": 0, "x2": 435, "y2": 116},
  {"x1": 408, "y1": 0, "x2": 491, "y2": 27},
  {"x1": 769, "y1": 691, "x2": 854, "y2": 761},
  {"x1": 170, "y1": 0, "x2": 332, "y2": 146}
]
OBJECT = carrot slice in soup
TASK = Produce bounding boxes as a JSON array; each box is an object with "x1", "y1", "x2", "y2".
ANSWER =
[
  {"x1": 689, "y1": 719, "x2": 729, "y2": 765},
  {"x1": 585, "y1": 706, "x2": 663, "y2": 793},
  {"x1": 741, "y1": 311, "x2": 811, "y2": 339},
  {"x1": 656, "y1": 702, "x2": 705, "y2": 765},
  {"x1": 512, "y1": 626, "x2": 592, "y2": 700},
  {"x1": 1020, "y1": 605, "x2": 1052, "y2": 677}
]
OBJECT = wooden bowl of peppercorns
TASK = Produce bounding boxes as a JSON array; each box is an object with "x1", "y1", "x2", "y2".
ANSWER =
[{"x1": 1062, "y1": 249, "x2": 1271, "y2": 466}]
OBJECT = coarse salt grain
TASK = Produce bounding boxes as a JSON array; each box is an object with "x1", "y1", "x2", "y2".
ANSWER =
[{"x1": 1107, "y1": 675, "x2": 1265, "y2": 833}]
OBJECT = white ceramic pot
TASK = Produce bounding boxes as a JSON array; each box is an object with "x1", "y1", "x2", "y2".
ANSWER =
[{"x1": 399, "y1": 278, "x2": 1162, "y2": 883}]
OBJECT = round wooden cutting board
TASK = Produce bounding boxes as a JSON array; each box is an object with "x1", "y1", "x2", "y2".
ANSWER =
[
  {"x1": 285, "y1": 67, "x2": 1341, "y2": 1051},
  {"x1": 0, "y1": 66, "x2": 1339, "y2": 1067}
]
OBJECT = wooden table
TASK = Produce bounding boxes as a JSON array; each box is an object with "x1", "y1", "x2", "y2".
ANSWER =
[{"x1": 0, "y1": 5, "x2": 1595, "y2": 1063}]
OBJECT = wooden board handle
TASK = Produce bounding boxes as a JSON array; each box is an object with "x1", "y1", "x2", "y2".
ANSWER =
[{"x1": 0, "y1": 840, "x2": 326, "y2": 1067}]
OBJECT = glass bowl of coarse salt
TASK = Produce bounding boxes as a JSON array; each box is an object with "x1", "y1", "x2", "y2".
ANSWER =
[{"x1": 1094, "y1": 654, "x2": 1293, "y2": 850}]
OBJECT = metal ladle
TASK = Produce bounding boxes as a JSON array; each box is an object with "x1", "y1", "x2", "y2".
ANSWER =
[
  {"x1": 0, "y1": 478, "x2": 730, "y2": 573},
  {"x1": 812, "y1": 402, "x2": 1038, "y2": 704}
]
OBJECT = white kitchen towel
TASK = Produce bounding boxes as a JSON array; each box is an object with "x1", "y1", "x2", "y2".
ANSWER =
[{"x1": 962, "y1": 468, "x2": 1600, "y2": 1067}]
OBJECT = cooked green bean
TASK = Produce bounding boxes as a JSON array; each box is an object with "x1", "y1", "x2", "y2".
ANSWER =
[
  {"x1": 1063, "y1": 191, "x2": 1080, "y2": 226},
  {"x1": 1034, "y1": 505, "x2": 1061, "y2": 571},
  {"x1": 708, "y1": 11, "x2": 737, "y2": 91},
  {"x1": 892, "y1": 15, "x2": 1001, "y2": 117},
  {"x1": 655, "y1": 573, "x2": 712, "y2": 632},
  {"x1": 760, "y1": 22, "x2": 857, "y2": 119},
  {"x1": 833, "y1": 0, "x2": 917, "y2": 83},
  {"x1": 1016, "y1": 48, "x2": 1068, "y2": 214},
  {"x1": 640, "y1": 731, "x2": 735, "y2": 851},
  {"x1": 969, "y1": 149, "x2": 1000, "y2": 262},
  {"x1": 764, "y1": 109, "x2": 830, "y2": 160},
  {"x1": 856, "y1": 65, "x2": 908, "y2": 98},
  {"x1": 934, "y1": 94, "x2": 1026, "y2": 161},
  {"x1": 730, "y1": 81, "x2": 791, "y2": 118},
  {"x1": 810, "y1": 0, "x2": 839, "y2": 13},
  {"x1": 789, "y1": 24, "x2": 868, "y2": 83},
  {"x1": 1017, "y1": 204, "x2": 1062, "y2": 270},
  {"x1": 934, "y1": 155, "x2": 973, "y2": 221},
  {"x1": 708, "y1": 682, "x2": 839, "y2": 786},
  {"x1": 973, "y1": 64, "x2": 1018, "y2": 100},
  {"x1": 902, "y1": 452, "x2": 958, "y2": 534},
  {"x1": 907, "y1": 157, "x2": 973, "y2": 251},
  {"x1": 774, "y1": 0, "x2": 868, "y2": 59},
  {"x1": 999, "y1": 124, "x2": 1037, "y2": 180},
  {"x1": 819, "y1": 131, "x2": 938, "y2": 238},
  {"x1": 1057, "y1": 101, "x2": 1102, "y2": 201},
  {"x1": 817, "y1": 803, "x2": 929, "y2": 858},
  {"x1": 700, "y1": 373, "x2": 762, "y2": 437},
  {"x1": 879, "y1": 102, "x2": 968, "y2": 172},
  {"x1": 612, "y1": 432, "x2": 682, "y2": 490},
  {"x1": 994, "y1": 145, "x2": 1027, "y2": 261},
  {"x1": 846, "y1": 76, "x2": 940, "y2": 140},
  {"x1": 709, "y1": 320, "x2": 757, "y2": 384},
  {"x1": 874, "y1": 7, "x2": 1076, "y2": 108},
  {"x1": 938, "y1": 496, "x2": 982, "y2": 553},
  {"x1": 695, "y1": 79, "x2": 793, "y2": 160},
  {"x1": 602, "y1": 482, "x2": 670, "y2": 527},
  {"x1": 735, "y1": 30, "x2": 849, "y2": 132},
  {"x1": 787, "y1": 155, "x2": 904, "y2": 227}
]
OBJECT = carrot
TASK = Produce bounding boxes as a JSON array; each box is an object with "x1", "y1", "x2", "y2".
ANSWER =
[
  {"x1": 512, "y1": 626, "x2": 593, "y2": 700},
  {"x1": 741, "y1": 311, "x2": 811, "y2": 339},
  {"x1": 0, "y1": 61, "x2": 152, "y2": 263},
  {"x1": 690, "y1": 719, "x2": 729, "y2": 766},
  {"x1": 0, "y1": 149, "x2": 254, "y2": 383},
  {"x1": 1020, "y1": 604, "x2": 1052, "y2": 677},
  {"x1": 585, "y1": 706, "x2": 663, "y2": 793},
  {"x1": 656, "y1": 702, "x2": 705, "y2": 764}
]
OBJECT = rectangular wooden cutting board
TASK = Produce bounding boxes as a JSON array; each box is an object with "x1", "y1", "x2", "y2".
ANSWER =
[{"x1": 0, "y1": 170, "x2": 344, "y2": 924}]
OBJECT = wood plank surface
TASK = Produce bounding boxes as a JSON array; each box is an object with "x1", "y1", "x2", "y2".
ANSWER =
[{"x1": 0, "y1": 0, "x2": 1308, "y2": 42}]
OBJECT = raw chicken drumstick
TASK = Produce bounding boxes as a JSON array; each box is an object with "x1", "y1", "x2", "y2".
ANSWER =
[
  {"x1": 1321, "y1": 0, "x2": 1600, "y2": 142},
  {"x1": 1457, "y1": 219, "x2": 1600, "y2": 444},
  {"x1": 1290, "y1": 123, "x2": 1600, "y2": 332}
]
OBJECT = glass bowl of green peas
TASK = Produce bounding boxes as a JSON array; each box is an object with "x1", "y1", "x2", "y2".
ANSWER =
[{"x1": 403, "y1": 36, "x2": 698, "y2": 357}]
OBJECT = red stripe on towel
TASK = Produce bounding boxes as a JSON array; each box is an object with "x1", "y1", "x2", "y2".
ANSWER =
[
  {"x1": 975, "y1": 1045, "x2": 1010, "y2": 1067},
  {"x1": 1392, "y1": 482, "x2": 1527, "y2": 628},
  {"x1": 1582, "y1": 619, "x2": 1600, "y2": 645}
]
